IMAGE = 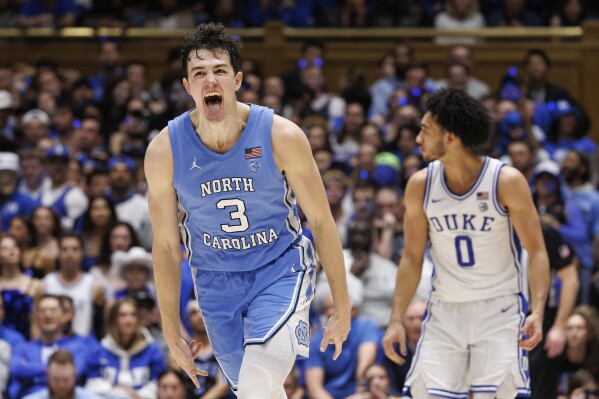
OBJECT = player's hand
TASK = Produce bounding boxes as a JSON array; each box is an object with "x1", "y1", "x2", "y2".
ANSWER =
[
  {"x1": 168, "y1": 337, "x2": 209, "y2": 389},
  {"x1": 320, "y1": 309, "x2": 351, "y2": 361},
  {"x1": 382, "y1": 320, "x2": 408, "y2": 365},
  {"x1": 520, "y1": 313, "x2": 543, "y2": 351},
  {"x1": 544, "y1": 324, "x2": 566, "y2": 358}
]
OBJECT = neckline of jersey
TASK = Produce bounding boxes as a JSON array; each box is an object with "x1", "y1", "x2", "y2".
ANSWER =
[
  {"x1": 184, "y1": 104, "x2": 256, "y2": 158},
  {"x1": 439, "y1": 156, "x2": 490, "y2": 200}
]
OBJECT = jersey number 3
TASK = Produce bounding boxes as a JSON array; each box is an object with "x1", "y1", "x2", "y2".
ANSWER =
[
  {"x1": 217, "y1": 199, "x2": 250, "y2": 233},
  {"x1": 455, "y1": 235, "x2": 475, "y2": 267}
]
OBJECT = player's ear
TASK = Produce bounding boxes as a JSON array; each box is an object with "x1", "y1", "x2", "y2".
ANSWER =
[
  {"x1": 446, "y1": 130, "x2": 457, "y2": 144},
  {"x1": 182, "y1": 77, "x2": 191, "y2": 95},
  {"x1": 234, "y1": 71, "x2": 243, "y2": 91}
]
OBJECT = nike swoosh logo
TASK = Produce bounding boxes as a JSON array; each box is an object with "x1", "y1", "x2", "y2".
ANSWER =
[
  {"x1": 501, "y1": 304, "x2": 515, "y2": 313},
  {"x1": 431, "y1": 198, "x2": 445, "y2": 203}
]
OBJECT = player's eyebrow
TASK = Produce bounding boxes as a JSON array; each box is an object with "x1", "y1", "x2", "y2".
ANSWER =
[
  {"x1": 190, "y1": 64, "x2": 229, "y2": 71},
  {"x1": 420, "y1": 123, "x2": 428, "y2": 129}
]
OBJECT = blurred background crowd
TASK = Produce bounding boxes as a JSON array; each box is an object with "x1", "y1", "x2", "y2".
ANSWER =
[
  {"x1": 0, "y1": 1, "x2": 599, "y2": 399},
  {"x1": 0, "y1": 0, "x2": 598, "y2": 28}
]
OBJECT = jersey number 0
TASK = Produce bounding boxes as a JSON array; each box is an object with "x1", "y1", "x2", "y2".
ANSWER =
[{"x1": 216, "y1": 199, "x2": 250, "y2": 232}]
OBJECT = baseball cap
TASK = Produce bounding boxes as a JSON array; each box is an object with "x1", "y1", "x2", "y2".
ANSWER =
[
  {"x1": 0, "y1": 152, "x2": 19, "y2": 172},
  {"x1": 22, "y1": 109, "x2": 50, "y2": 126},
  {"x1": 107, "y1": 154, "x2": 136, "y2": 172},
  {"x1": 534, "y1": 160, "x2": 560, "y2": 178},
  {"x1": 0, "y1": 91, "x2": 13, "y2": 110},
  {"x1": 547, "y1": 99, "x2": 577, "y2": 121},
  {"x1": 373, "y1": 152, "x2": 401, "y2": 187},
  {"x1": 47, "y1": 144, "x2": 70, "y2": 159}
]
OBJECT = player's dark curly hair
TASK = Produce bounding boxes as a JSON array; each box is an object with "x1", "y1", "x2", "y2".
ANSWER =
[
  {"x1": 181, "y1": 22, "x2": 241, "y2": 77},
  {"x1": 425, "y1": 88, "x2": 490, "y2": 151}
]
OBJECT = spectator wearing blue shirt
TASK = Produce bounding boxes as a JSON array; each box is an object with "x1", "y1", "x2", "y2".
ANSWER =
[
  {"x1": 0, "y1": 152, "x2": 38, "y2": 232},
  {"x1": 85, "y1": 298, "x2": 166, "y2": 399},
  {"x1": 545, "y1": 101, "x2": 598, "y2": 181},
  {"x1": 9, "y1": 294, "x2": 95, "y2": 399},
  {"x1": 16, "y1": 0, "x2": 76, "y2": 28},
  {"x1": 560, "y1": 150, "x2": 599, "y2": 303},
  {"x1": 0, "y1": 295, "x2": 25, "y2": 350},
  {"x1": 532, "y1": 161, "x2": 592, "y2": 297},
  {"x1": 23, "y1": 349, "x2": 103, "y2": 399},
  {"x1": 305, "y1": 273, "x2": 380, "y2": 399}
]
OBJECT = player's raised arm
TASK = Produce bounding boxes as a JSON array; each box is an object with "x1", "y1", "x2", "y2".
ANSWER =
[
  {"x1": 272, "y1": 115, "x2": 351, "y2": 361},
  {"x1": 382, "y1": 168, "x2": 429, "y2": 365},
  {"x1": 498, "y1": 165, "x2": 549, "y2": 351},
  {"x1": 145, "y1": 129, "x2": 207, "y2": 387}
]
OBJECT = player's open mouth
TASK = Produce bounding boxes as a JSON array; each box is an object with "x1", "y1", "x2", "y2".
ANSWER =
[{"x1": 204, "y1": 91, "x2": 223, "y2": 119}]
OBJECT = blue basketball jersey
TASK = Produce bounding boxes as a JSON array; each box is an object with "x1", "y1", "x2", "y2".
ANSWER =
[{"x1": 168, "y1": 105, "x2": 302, "y2": 272}]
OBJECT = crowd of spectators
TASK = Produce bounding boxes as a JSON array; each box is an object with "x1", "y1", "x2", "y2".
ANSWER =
[
  {"x1": 0, "y1": 7, "x2": 599, "y2": 399},
  {"x1": 0, "y1": 0, "x2": 596, "y2": 29}
]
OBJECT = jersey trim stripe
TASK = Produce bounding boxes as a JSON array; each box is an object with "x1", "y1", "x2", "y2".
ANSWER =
[
  {"x1": 507, "y1": 218, "x2": 524, "y2": 295},
  {"x1": 423, "y1": 162, "x2": 434, "y2": 211},
  {"x1": 403, "y1": 300, "x2": 434, "y2": 388},
  {"x1": 516, "y1": 295, "x2": 530, "y2": 392},
  {"x1": 492, "y1": 164, "x2": 509, "y2": 216},
  {"x1": 244, "y1": 269, "x2": 305, "y2": 346},
  {"x1": 177, "y1": 195, "x2": 194, "y2": 267},
  {"x1": 427, "y1": 388, "x2": 469, "y2": 399},
  {"x1": 440, "y1": 156, "x2": 489, "y2": 200},
  {"x1": 282, "y1": 178, "x2": 300, "y2": 238}
]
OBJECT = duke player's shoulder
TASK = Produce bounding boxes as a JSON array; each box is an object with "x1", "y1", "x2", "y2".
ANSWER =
[
  {"x1": 496, "y1": 164, "x2": 532, "y2": 206},
  {"x1": 404, "y1": 168, "x2": 428, "y2": 194},
  {"x1": 496, "y1": 164, "x2": 529, "y2": 189}
]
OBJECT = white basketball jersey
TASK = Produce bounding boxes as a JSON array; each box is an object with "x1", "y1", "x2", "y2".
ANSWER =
[
  {"x1": 423, "y1": 156, "x2": 523, "y2": 302},
  {"x1": 44, "y1": 272, "x2": 95, "y2": 336}
]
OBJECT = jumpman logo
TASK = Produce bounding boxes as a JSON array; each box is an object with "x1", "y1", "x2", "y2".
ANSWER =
[{"x1": 189, "y1": 157, "x2": 202, "y2": 170}]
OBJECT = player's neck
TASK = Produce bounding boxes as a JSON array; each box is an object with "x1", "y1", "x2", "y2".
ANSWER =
[
  {"x1": 441, "y1": 152, "x2": 485, "y2": 194},
  {"x1": 193, "y1": 102, "x2": 250, "y2": 153}
]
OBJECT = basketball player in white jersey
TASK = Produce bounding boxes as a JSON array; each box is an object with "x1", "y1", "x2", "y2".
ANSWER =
[{"x1": 382, "y1": 89, "x2": 549, "y2": 399}]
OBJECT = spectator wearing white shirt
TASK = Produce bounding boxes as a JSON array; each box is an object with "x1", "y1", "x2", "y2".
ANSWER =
[
  {"x1": 105, "y1": 155, "x2": 151, "y2": 248},
  {"x1": 40, "y1": 145, "x2": 89, "y2": 232}
]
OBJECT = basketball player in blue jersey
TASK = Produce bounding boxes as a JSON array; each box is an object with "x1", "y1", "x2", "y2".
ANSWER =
[
  {"x1": 144, "y1": 23, "x2": 351, "y2": 398},
  {"x1": 382, "y1": 89, "x2": 550, "y2": 399}
]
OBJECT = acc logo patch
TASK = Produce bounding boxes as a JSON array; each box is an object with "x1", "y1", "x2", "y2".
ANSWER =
[
  {"x1": 295, "y1": 320, "x2": 310, "y2": 347},
  {"x1": 248, "y1": 160, "x2": 261, "y2": 173},
  {"x1": 478, "y1": 202, "x2": 488, "y2": 212}
]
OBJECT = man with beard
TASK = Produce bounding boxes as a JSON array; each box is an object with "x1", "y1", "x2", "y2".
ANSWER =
[
  {"x1": 344, "y1": 220, "x2": 397, "y2": 329},
  {"x1": 22, "y1": 349, "x2": 102, "y2": 399},
  {"x1": 383, "y1": 89, "x2": 549, "y2": 399},
  {"x1": 560, "y1": 150, "x2": 599, "y2": 303},
  {"x1": 105, "y1": 155, "x2": 151, "y2": 248}
]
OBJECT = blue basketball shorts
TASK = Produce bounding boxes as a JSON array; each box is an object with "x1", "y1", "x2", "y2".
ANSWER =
[{"x1": 191, "y1": 237, "x2": 316, "y2": 390}]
